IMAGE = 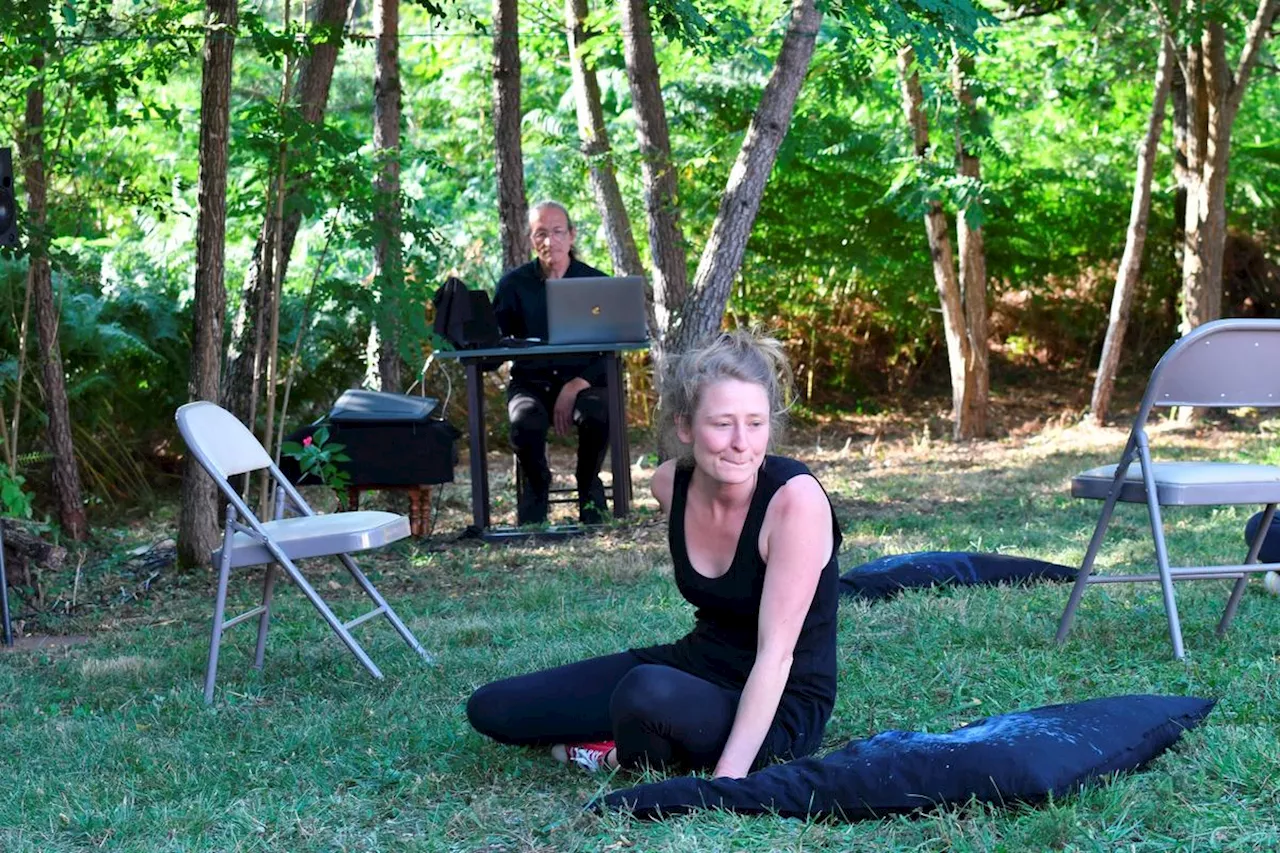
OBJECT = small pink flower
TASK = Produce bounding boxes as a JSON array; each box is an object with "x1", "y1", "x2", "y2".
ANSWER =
[{"x1": 303, "y1": 436, "x2": 313, "y2": 447}]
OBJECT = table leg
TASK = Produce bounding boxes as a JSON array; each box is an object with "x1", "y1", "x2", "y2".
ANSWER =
[
  {"x1": 0, "y1": 523, "x2": 12, "y2": 646},
  {"x1": 407, "y1": 486, "x2": 430, "y2": 537},
  {"x1": 605, "y1": 354, "x2": 631, "y2": 518},
  {"x1": 421, "y1": 485, "x2": 433, "y2": 535},
  {"x1": 465, "y1": 362, "x2": 491, "y2": 532}
]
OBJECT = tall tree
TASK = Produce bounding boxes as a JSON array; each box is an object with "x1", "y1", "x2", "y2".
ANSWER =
[
  {"x1": 222, "y1": 0, "x2": 350, "y2": 423},
  {"x1": 1090, "y1": 19, "x2": 1178, "y2": 426},
  {"x1": 565, "y1": 0, "x2": 651, "y2": 336},
  {"x1": 493, "y1": 0, "x2": 532, "y2": 273},
  {"x1": 670, "y1": 0, "x2": 824, "y2": 352},
  {"x1": 23, "y1": 49, "x2": 87, "y2": 540},
  {"x1": 373, "y1": 0, "x2": 404, "y2": 391},
  {"x1": 1177, "y1": 0, "x2": 1278, "y2": 332},
  {"x1": 620, "y1": 0, "x2": 689, "y2": 342},
  {"x1": 619, "y1": 0, "x2": 987, "y2": 359},
  {"x1": 566, "y1": 0, "x2": 644, "y2": 279},
  {"x1": 1171, "y1": 57, "x2": 1189, "y2": 303},
  {"x1": 178, "y1": 0, "x2": 239, "y2": 568},
  {"x1": 951, "y1": 50, "x2": 988, "y2": 439},
  {"x1": 897, "y1": 46, "x2": 985, "y2": 439}
]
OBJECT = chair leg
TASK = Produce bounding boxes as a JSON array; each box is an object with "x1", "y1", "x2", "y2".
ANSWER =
[
  {"x1": 1218, "y1": 576, "x2": 1250, "y2": 638},
  {"x1": 1138, "y1": 441, "x2": 1185, "y2": 660},
  {"x1": 1058, "y1": 439, "x2": 1139, "y2": 645},
  {"x1": 266, "y1": 548, "x2": 384, "y2": 680},
  {"x1": 1217, "y1": 503, "x2": 1277, "y2": 636},
  {"x1": 1148, "y1": 510, "x2": 1186, "y2": 660},
  {"x1": 338, "y1": 552, "x2": 433, "y2": 662},
  {"x1": 1056, "y1": 502, "x2": 1114, "y2": 644},
  {"x1": 253, "y1": 563, "x2": 280, "y2": 670},
  {"x1": 205, "y1": 508, "x2": 238, "y2": 704}
]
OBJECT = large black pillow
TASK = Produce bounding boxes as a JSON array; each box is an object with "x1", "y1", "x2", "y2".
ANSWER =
[
  {"x1": 595, "y1": 694, "x2": 1214, "y2": 821},
  {"x1": 839, "y1": 551, "x2": 1077, "y2": 602},
  {"x1": 1244, "y1": 511, "x2": 1280, "y2": 564}
]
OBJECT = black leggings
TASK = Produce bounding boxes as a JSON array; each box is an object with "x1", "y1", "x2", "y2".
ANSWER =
[{"x1": 466, "y1": 652, "x2": 744, "y2": 771}]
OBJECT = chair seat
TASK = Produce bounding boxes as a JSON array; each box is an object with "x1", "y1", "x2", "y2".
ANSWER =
[
  {"x1": 1072, "y1": 462, "x2": 1280, "y2": 505},
  {"x1": 215, "y1": 511, "x2": 411, "y2": 568}
]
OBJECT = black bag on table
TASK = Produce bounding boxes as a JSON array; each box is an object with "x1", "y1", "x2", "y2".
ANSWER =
[{"x1": 432, "y1": 276, "x2": 500, "y2": 350}]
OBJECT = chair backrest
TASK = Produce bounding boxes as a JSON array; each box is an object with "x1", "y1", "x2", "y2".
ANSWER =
[
  {"x1": 176, "y1": 401, "x2": 272, "y2": 480},
  {"x1": 1141, "y1": 319, "x2": 1280, "y2": 414}
]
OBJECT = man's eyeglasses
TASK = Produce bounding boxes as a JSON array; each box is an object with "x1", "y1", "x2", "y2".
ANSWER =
[{"x1": 532, "y1": 227, "x2": 571, "y2": 242}]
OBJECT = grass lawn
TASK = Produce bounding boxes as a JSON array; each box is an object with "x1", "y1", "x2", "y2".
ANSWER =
[{"x1": 2, "y1": 413, "x2": 1278, "y2": 851}]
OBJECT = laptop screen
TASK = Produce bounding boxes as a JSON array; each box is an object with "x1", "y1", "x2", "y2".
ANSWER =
[{"x1": 545, "y1": 276, "x2": 649, "y2": 345}]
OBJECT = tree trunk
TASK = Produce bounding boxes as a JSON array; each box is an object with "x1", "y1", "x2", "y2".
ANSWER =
[
  {"x1": 1179, "y1": 0, "x2": 1277, "y2": 333},
  {"x1": 566, "y1": 0, "x2": 652, "y2": 339},
  {"x1": 671, "y1": 0, "x2": 823, "y2": 352},
  {"x1": 178, "y1": 0, "x2": 238, "y2": 569},
  {"x1": 952, "y1": 51, "x2": 988, "y2": 438},
  {"x1": 897, "y1": 47, "x2": 974, "y2": 441},
  {"x1": 493, "y1": 0, "x2": 532, "y2": 273},
  {"x1": 1171, "y1": 56, "x2": 1188, "y2": 294},
  {"x1": 1181, "y1": 22, "x2": 1225, "y2": 330},
  {"x1": 1179, "y1": 24, "x2": 1208, "y2": 335},
  {"x1": 222, "y1": 0, "x2": 350, "y2": 421},
  {"x1": 566, "y1": 0, "x2": 643, "y2": 274},
  {"x1": 620, "y1": 0, "x2": 688, "y2": 340},
  {"x1": 23, "y1": 53, "x2": 87, "y2": 540},
  {"x1": 373, "y1": 0, "x2": 403, "y2": 392},
  {"x1": 1090, "y1": 25, "x2": 1175, "y2": 426}
]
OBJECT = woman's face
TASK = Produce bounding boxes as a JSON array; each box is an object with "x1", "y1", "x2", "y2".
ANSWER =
[{"x1": 678, "y1": 378, "x2": 771, "y2": 486}]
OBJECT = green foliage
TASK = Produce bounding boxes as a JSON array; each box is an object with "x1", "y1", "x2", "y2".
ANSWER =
[
  {"x1": 281, "y1": 424, "x2": 352, "y2": 494},
  {"x1": 1, "y1": 0, "x2": 202, "y2": 252},
  {"x1": 0, "y1": 460, "x2": 35, "y2": 518},
  {"x1": 650, "y1": 0, "x2": 754, "y2": 57},
  {"x1": 827, "y1": 0, "x2": 996, "y2": 64},
  {"x1": 1, "y1": 0, "x2": 1277, "y2": 515},
  {"x1": 0, "y1": 253, "x2": 189, "y2": 509}
]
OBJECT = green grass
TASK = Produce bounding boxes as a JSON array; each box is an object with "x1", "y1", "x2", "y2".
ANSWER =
[{"x1": 2, "y1": 418, "x2": 1279, "y2": 851}]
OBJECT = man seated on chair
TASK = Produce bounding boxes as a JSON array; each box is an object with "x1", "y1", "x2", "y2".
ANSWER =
[{"x1": 494, "y1": 200, "x2": 611, "y2": 526}]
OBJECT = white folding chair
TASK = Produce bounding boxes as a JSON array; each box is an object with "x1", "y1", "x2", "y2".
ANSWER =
[
  {"x1": 176, "y1": 401, "x2": 432, "y2": 702},
  {"x1": 1056, "y1": 319, "x2": 1280, "y2": 659}
]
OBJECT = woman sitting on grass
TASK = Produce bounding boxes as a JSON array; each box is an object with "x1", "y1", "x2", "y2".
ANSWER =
[{"x1": 466, "y1": 330, "x2": 842, "y2": 778}]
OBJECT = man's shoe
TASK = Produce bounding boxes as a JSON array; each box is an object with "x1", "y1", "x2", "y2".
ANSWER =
[
  {"x1": 579, "y1": 478, "x2": 608, "y2": 525},
  {"x1": 517, "y1": 485, "x2": 549, "y2": 526}
]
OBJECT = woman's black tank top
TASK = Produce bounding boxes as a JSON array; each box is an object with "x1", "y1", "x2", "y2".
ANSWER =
[{"x1": 632, "y1": 455, "x2": 841, "y2": 739}]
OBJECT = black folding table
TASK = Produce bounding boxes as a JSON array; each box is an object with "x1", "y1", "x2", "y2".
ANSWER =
[{"x1": 436, "y1": 341, "x2": 648, "y2": 541}]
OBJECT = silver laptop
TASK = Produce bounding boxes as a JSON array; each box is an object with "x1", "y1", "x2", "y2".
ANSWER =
[{"x1": 545, "y1": 275, "x2": 649, "y2": 345}]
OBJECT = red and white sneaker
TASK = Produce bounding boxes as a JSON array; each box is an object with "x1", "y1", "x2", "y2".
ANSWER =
[{"x1": 551, "y1": 740, "x2": 617, "y2": 772}]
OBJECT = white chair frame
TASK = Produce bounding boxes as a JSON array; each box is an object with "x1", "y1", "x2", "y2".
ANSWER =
[
  {"x1": 1056, "y1": 319, "x2": 1280, "y2": 659},
  {"x1": 176, "y1": 401, "x2": 431, "y2": 702}
]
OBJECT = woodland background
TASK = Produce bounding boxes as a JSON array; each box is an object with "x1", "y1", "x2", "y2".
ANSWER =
[{"x1": 0, "y1": 0, "x2": 1277, "y2": 562}]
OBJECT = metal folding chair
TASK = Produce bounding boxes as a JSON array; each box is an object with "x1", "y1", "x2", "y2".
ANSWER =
[
  {"x1": 1056, "y1": 319, "x2": 1280, "y2": 659},
  {"x1": 176, "y1": 401, "x2": 431, "y2": 702}
]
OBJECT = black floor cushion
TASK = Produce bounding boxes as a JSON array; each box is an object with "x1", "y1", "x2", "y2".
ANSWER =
[
  {"x1": 595, "y1": 694, "x2": 1215, "y2": 821},
  {"x1": 839, "y1": 551, "x2": 1077, "y2": 602},
  {"x1": 1245, "y1": 511, "x2": 1280, "y2": 564}
]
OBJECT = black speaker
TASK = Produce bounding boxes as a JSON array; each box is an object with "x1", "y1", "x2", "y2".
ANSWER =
[{"x1": 0, "y1": 147, "x2": 17, "y2": 247}]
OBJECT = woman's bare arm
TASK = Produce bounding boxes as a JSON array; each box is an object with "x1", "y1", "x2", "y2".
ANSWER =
[
  {"x1": 711, "y1": 475, "x2": 833, "y2": 778},
  {"x1": 651, "y1": 459, "x2": 677, "y2": 517}
]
